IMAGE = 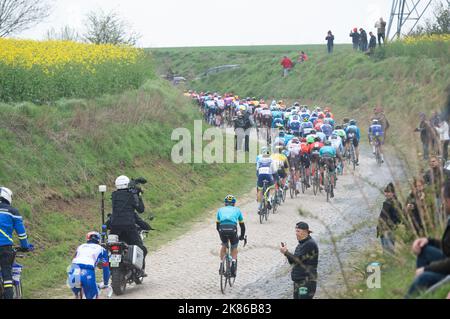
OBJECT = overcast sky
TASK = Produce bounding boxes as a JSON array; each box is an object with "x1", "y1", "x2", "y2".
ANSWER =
[{"x1": 16, "y1": 0, "x2": 439, "y2": 47}]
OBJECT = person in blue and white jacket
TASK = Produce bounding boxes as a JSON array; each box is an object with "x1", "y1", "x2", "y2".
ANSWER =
[
  {"x1": 68, "y1": 232, "x2": 110, "y2": 299},
  {"x1": 0, "y1": 187, "x2": 33, "y2": 299}
]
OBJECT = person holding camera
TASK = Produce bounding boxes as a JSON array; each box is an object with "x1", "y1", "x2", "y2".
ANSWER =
[
  {"x1": 0, "y1": 187, "x2": 34, "y2": 299},
  {"x1": 109, "y1": 176, "x2": 148, "y2": 276},
  {"x1": 280, "y1": 222, "x2": 319, "y2": 299}
]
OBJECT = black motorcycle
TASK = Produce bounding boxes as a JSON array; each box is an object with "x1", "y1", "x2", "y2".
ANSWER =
[{"x1": 106, "y1": 227, "x2": 150, "y2": 296}]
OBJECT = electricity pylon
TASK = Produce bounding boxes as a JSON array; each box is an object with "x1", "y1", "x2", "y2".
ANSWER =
[{"x1": 386, "y1": 0, "x2": 434, "y2": 40}]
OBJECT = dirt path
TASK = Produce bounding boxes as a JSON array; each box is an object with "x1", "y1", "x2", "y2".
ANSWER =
[{"x1": 116, "y1": 146, "x2": 406, "y2": 299}]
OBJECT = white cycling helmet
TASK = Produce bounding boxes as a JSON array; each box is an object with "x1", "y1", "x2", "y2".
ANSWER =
[
  {"x1": 115, "y1": 176, "x2": 130, "y2": 190},
  {"x1": 0, "y1": 187, "x2": 13, "y2": 205}
]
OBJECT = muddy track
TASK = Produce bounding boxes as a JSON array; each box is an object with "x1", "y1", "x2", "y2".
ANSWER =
[{"x1": 116, "y1": 146, "x2": 405, "y2": 299}]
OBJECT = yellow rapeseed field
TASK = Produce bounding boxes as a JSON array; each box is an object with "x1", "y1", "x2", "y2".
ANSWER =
[
  {"x1": 0, "y1": 38, "x2": 144, "y2": 72},
  {"x1": 403, "y1": 33, "x2": 450, "y2": 45}
]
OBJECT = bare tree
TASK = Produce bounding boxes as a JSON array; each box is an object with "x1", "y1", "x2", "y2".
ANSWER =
[
  {"x1": 0, "y1": 0, "x2": 51, "y2": 37},
  {"x1": 83, "y1": 10, "x2": 140, "y2": 46},
  {"x1": 46, "y1": 25, "x2": 80, "y2": 42}
]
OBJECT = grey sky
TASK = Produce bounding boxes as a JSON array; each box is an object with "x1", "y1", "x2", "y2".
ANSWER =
[{"x1": 16, "y1": 0, "x2": 437, "y2": 47}]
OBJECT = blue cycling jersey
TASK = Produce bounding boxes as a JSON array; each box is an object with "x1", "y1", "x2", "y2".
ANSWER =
[
  {"x1": 369, "y1": 124, "x2": 384, "y2": 137},
  {"x1": 320, "y1": 146, "x2": 337, "y2": 158},
  {"x1": 345, "y1": 125, "x2": 361, "y2": 141},
  {"x1": 216, "y1": 206, "x2": 244, "y2": 225}
]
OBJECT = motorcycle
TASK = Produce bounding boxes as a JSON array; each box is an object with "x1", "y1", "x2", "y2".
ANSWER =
[
  {"x1": 0, "y1": 247, "x2": 30, "y2": 299},
  {"x1": 106, "y1": 227, "x2": 152, "y2": 296}
]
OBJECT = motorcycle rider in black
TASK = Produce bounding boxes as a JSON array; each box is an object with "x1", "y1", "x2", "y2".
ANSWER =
[{"x1": 109, "y1": 176, "x2": 148, "y2": 276}]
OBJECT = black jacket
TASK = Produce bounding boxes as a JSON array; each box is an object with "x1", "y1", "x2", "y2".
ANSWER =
[
  {"x1": 234, "y1": 113, "x2": 252, "y2": 131},
  {"x1": 285, "y1": 236, "x2": 319, "y2": 282},
  {"x1": 326, "y1": 35, "x2": 334, "y2": 46},
  {"x1": 405, "y1": 192, "x2": 426, "y2": 236},
  {"x1": 110, "y1": 189, "x2": 145, "y2": 227},
  {"x1": 377, "y1": 197, "x2": 403, "y2": 235},
  {"x1": 369, "y1": 35, "x2": 377, "y2": 49},
  {"x1": 360, "y1": 30, "x2": 368, "y2": 44},
  {"x1": 350, "y1": 32, "x2": 360, "y2": 44},
  {"x1": 425, "y1": 217, "x2": 450, "y2": 274}
]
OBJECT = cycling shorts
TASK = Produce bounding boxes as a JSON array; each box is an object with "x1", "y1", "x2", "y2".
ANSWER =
[
  {"x1": 257, "y1": 174, "x2": 274, "y2": 189},
  {"x1": 320, "y1": 157, "x2": 336, "y2": 172},
  {"x1": 289, "y1": 155, "x2": 301, "y2": 171},
  {"x1": 218, "y1": 224, "x2": 239, "y2": 249},
  {"x1": 277, "y1": 169, "x2": 287, "y2": 179},
  {"x1": 346, "y1": 137, "x2": 359, "y2": 148},
  {"x1": 300, "y1": 153, "x2": 311, "y2": 168},
  {"x1": 68, "y1": 265, "x2": 99, "y2": 300}
]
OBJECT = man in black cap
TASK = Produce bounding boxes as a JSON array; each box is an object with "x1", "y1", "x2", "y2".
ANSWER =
[{"x1": 280, "y1": 222, "x2": 319, "y2": 299}]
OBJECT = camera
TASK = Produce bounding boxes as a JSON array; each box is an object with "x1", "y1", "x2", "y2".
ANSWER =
[{"x1": 128, "y1": 177, "x2": 147, "y2": 195}]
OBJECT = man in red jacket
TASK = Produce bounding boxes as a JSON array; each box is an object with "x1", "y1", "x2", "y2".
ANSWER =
[{"x1": 281, "y1": 56, "x2": 294, "y2": 77}]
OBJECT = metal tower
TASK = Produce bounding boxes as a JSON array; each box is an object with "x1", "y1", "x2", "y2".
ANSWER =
[{"x1": 386, "y1": 0, "x2": 434, "y2": 40}]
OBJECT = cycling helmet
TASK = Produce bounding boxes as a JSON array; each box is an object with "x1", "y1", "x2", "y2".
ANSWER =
[
  {"x1": 303, "y1": 117, "x2": 310, "y2": 123},
  {"x1": 318, "y1": 114, "x2": 325, "y2": 120},
  {"x1": 324, "y1": 140, "x2": 332, "y2": 146},
  {"x1": 279, "y1": 131, "x2": 286, "y2": 138},
  {"x1": 314, "y1": 137, "x2": 322, "y2": 142},
  {"x1": 310, "y1": 129, "x2": 317, "y2": 134},
  {"x1": 301, "y1": 138, "x2": 307, "y2": 143},
  {"x1": 335, "y1": 125, "x2": 342, "y2": 130},
  {"x1": 0, "y1": 187, "x2": 13, "y2": 205},
  {"x1": 306, "y1": 136, "x2": 315, "y2": 144},
  {"x1": 349, "y1": 119, "x2": 357, "y2": 126},
  {"x1": 331, "y1": 133, "x2": 338, "y2": 139},
  {"x1": 291, "y1": 137, "x2": 300, "y2": 144},
  {"x1": 372, "y1": 119, "x2": 379, "y2": 124},
  {"x1": 294, "y1": 102, "x2": 300, "y2": 107},
  {"x1": 115, "y1": 175, "x2": 130, "y2": 190},
  {"x1": 224, "y1": 195, "x2": 237, "y2": 206},
  {"x1": 260, "y1": 146, "x2": 269, "y2": 154},
  {"x1": 325, "y1": 112, "x2": 332, "y2": 118},
  {"x1": 86, "y1": 231, "x2": 101, "y2": 244}
]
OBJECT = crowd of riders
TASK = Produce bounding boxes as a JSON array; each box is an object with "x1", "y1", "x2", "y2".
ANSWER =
[{"x1": 184, "y1": 90, "x2": 385, "y2": 205}]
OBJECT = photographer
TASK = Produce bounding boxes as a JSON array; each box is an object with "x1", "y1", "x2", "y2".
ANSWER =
[{"x1": 109, "y1": 175, "x2": 148, "y2": 275}]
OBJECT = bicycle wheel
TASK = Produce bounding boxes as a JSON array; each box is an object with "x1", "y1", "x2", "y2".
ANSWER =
[
  {"x1": 351, "y1": 146, "x2": 356, "y2": 171},
  {"x1": 325, "y1": 172, "x2": 330, "y2": 202},
  {"x1": 290, "y1": 175, "x2": 295, "y2": 199},
  {"x1": 282, "y1": 186, "x2": 287, "y2": 203},
  {"x1": 229, "y1": 259, "x2": 237, "y2": 287},
  {"x1": 301, "y1": 167, "x2": 306, "y2": 194},
  {"x1": 312, "y1": 169, "x2": 319, "y2": 196},
  {"x1": 220, "y1": 261, "x2": 227, "y2": 294}
]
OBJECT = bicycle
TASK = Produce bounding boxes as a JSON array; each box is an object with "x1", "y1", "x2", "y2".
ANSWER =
[
  {"x1": 311, "y1": 155, "x2": 321, "y2": 196},
  {"x1": 374, "y1": 139, "x2": 383, "y2": 166},
  {"x1": 289, "y1": 168, "x2": 296, "y2": 199},
  {"x1": 219, "y1": 236, "x2": 247, "y2": 294},
  {"x1": 322, "y1": 160, "x2": 335, "y2": 202},
  {"x1": 347, "y1": 139, "x2": 357, "y2": 171},
  {"x1": 259, "y1": 180, "x2": 272, "y2": 224}
]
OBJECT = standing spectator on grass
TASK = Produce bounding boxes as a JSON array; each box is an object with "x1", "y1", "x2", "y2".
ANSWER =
[
  {"x1": 415, "y1": 113, "x2": 434, "y2": 161},
  {"x1": 434, "y1": 116, "x2": 450, "y2": 163},
  {"x1": 405, "y1": 180, "x2": 450, "y2": 299},
  {"x1": 281, "y1": 56, "x2": 294, "y2": 77},
  {"x1": 359, "y1": 28, "x2": 368, "y2": 52},
  {"x1": 368, "y1": 32, "x2": 377, "y2": 54},
  {"x1": 377, "y1": 183, "x2": 403, "y2": 254},
  {"x1": 350, "y1": 28, "x2": 360, "y2": 51},
  {"x1": 375, "y1": 17, "x2": 387, "y2": 47},
  {"x1": 326, "y1": 31, "x2": 334, "y2": 54}
]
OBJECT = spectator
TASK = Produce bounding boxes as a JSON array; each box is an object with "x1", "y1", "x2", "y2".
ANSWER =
[
  {"x1": 405, "y1": 180, "x2": 450, "y2": 298},
  {"x1": 298, "y1": 51, "x2": 309, "y2": 63},
  {"x1": 359, "y1": 28, "x2": 368, "y2": 52},
  {"x1": 375, "y1": 17, "x2": 387, "y2": 46},
  {"x1": 326, "y1": 31, "x2": 334, "y2": 54},
  {"x1": 377, "y1": 183, "x2": 403, "y2": 254},
  {"x1": 405, "y1": 177, "x2": 427, "y2": 237},
  {"x1": 350, "y1": 28, "x2": 361, "y2": 51},
  {"x1": 434, "y1": 116, "x2": 450, "y2": 162},
  {"x1": 280, "y1": 222, "x2": 319, "y2": 299},
  {"x1": 368, "y1": 32, "x2": 377, "y2": 54},
  {"x1": 415, "y1": 113, "x2": 435, "y2": 160},
  {"x1": 281, "y1": 56, "x2": 294, "y2": 77},
  {"x1": 234, "y1": 110, "x2": 253, "y2": 152}
]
